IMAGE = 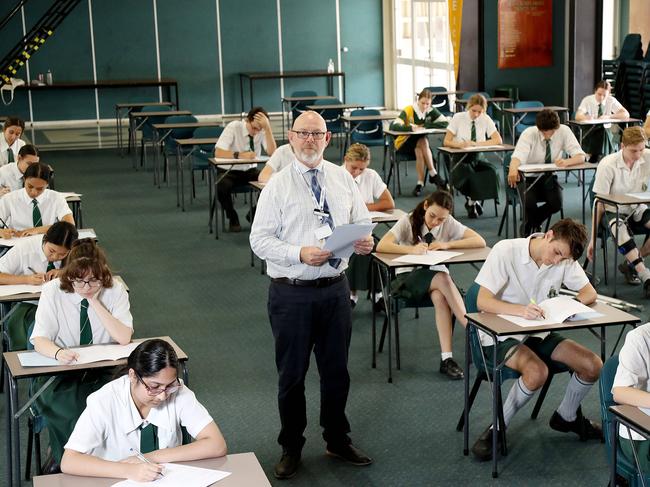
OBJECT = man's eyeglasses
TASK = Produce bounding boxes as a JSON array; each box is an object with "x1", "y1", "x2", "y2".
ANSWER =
[
  {"x1": 135, "y1": 371, "x2": 181, "y2": 396},
  {"x1": 71, "y1": 278, "x2": 102, "y2": 289},
  {"x1": 290, "y1": 130, "x2": 327, "y2": 140}
]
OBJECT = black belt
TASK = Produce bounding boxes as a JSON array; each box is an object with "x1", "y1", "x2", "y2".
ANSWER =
[{"x1": 271, "y1": 274, "x2": 345, "y2": 288}]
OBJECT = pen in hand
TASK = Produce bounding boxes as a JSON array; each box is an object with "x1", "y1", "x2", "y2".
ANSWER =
[
  {"x1": 529, "y1": 298, "x2": 545, "y2": 319},
  {"x1": 129, "y1": 448, "x2": 164, "y2": 477}
]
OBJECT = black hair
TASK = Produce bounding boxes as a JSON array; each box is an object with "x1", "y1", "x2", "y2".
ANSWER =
[
  {"x1": 127, "y1": 339, "x2": 179, "y2": 378},
  {"x1": 4, "y1": 117, "x2": 24, "y2": 131},
  {"x1": 535, "y1": 109, "x2": 560, "y2": 131},
  {"x1": 23, "y1": 162, "x2": 51, "y2": 183},
  {"x1": 42, "y1": 221, "x2": 78, "y2": 249},
  {"x1": 246, "y1": 106, "x2": 269, "y2": 122},
  {"x1": 18, "y1": 144, "x2": 38, "y2": 157},
  {"x1": 409, "y1": 190, "x2": 454, "y2": 244}
]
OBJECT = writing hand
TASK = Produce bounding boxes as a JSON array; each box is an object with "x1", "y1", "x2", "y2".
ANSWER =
[
  {"x1": 411, "y1": 243, "x2": 428, "y2": 255},
  {"x1": 522, "y1": 303, "x2": 545, "y2": 320},
  {"x1": 56, "y1": 349, "x2": 79, "y2": 364}
]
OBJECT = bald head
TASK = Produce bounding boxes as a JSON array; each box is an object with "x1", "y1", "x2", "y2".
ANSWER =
[{"x1": 288, "y1": 110, "x2": 331, "y2": 167}]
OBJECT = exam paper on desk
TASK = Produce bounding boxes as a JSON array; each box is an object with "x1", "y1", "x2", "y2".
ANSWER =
[
  {"x1": 111, "y1": 462, "x2": 231, "y2": 487},
  {"x1": 322, "y1": 223, "x2": 376, "y2": 259},
  {"x1": 498, "y1": 296, "x2": 603, "y2": 327},
  {"x1": 0, "y1": 228, "x2": 96, "y2": 247},
  {"x1": 0, "y1": 283, "x2": 41, "y2": 297},
  {"x1": 392, "y1": 251, "x2": 462, "y2": 266},
  {"x1": 18, "y1": 342, "x2": 140, "y2": 367}
]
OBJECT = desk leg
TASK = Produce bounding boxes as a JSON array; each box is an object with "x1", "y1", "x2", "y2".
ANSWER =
[
  {"x1": 175, "y1": 145, "x2": 181, "y2": 208},
  {"x1": 5, "y1": 364, "x2": 12, "y2": 487},
  {"x1": 614, "y1": 206, "x2": 619, "y2": 298},
  {"x1": 492, "y1": 340, "x2": 499, "y2": 478},
  {"x1": 371, "y1": 262, "x2": 376, "y2": 369},
  {"x1": 463, "y1": 322, "x2": 470, "y2": 456},
  {"x1": 208, "y1": 166, "x2": 214, "y2": 234},
  {"x1": 116, "y1": 107, "x2": 122, "y2": 156},
  {"x1": 601, "y1": 325, "x2": 606, "y2": 362},
  {"x1": 10, "y1": 373, "x2": 20, "y2": 487},
  {"x1": 609, "y1": 418, "x2": 618, "y2": 487},
  {"x1": 511, "y1": 114, "x2": 516, "y2": 145},
  {"x1": 387, "y1": 290, "x2": 392, "y2": 384},
  {"x1": 591, "y1": 198, "x2": 598, "y2": 286},
  {"x1": 152, "y1": 128, "x2": 159, "y2": 187},
  {"x1": 180, "y1": 150, "x2": 186, "y2": 212},
  {"x1": 581, "y1": 169, "x2": 586, "y2": 224}
]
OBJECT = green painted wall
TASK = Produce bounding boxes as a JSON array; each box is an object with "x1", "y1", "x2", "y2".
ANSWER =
[
  {"x1": 0, "y1": 0, "x2": 384, "y2": 122},
  {"x1": 482, "y1": 0, "x2": 566, "y2": 105}
]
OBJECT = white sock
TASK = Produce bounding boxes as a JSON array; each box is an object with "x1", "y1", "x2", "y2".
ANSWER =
[
  {"x1": 503, "y1": 377, "x2": 535, "y2": 427},
  {"x1": 373, "y1": 292, "x2": 383, "y2": 302},
  {"x1": 417, "y1": 180, "x2": 424, "y2": 186},
  {"x1": 639, "y1": 268, "x2": 650, "y2": 283},
  {"x1": 556, "y1": 374, "x2": 594, "y2": 422},
  {"x1": 441, "y1": 352, "x2": 453, "y2": 361},
  {"x1": 350, "y1": 294, "x2": 358, "y2": 304}
]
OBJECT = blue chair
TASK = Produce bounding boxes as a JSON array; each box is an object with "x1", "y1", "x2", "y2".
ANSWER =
[
  {"x1": 513, "y1": 100, "x2": 543, "y2": 139},
  {"x1": 497, "y1": 153, "x2": 520, "y2": 238},
  {"x1": 424, "y1": 86, "x2": 453, "y2": 116},
  {"x1": 456, "y1": 283, "x2": 567, "y2": 451},
  {"x1": 139, "y1": 105, "x2": 173, "y2": 171},
  {"x1": 599, "y1": 355, "x2": 650, "y2": 486},
  {"x1": 289, "y1": 90, "x2": 317, "y2": 124},
  {"x1": 162, "y1": 115, "x2": 198, "y2": 185},
  {"x1": 191, "y1": 126, "x2": 224, "y2": 200},
  {"x1": 349, "y1": 108, "x2": 388, "y2": 169}
]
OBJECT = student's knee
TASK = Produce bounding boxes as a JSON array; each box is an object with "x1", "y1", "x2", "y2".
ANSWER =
[
  {"x1": 521, "y1": 359, "x2": 548, "y2": 390},
  {"x1": 576, "y1": 352, "x2": 602, "y2": 383},
  {"x1": 430, "y1": 289, "x2": 446, "y2": 307}
]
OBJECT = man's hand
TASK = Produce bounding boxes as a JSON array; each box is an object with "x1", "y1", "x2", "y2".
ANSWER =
[
  {"x1": 353, "y1": 236, "x2": 374, "y2": 255},
  {"x1": 300, "y1": 247, "x2": 331, "y2": 266}
]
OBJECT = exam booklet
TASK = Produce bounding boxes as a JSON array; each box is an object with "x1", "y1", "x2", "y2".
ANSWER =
[{"x1": 498, "y1": 296, "x2": 603, "y2": 327}]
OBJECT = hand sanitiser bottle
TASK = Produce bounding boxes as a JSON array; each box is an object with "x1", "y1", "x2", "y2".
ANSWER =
[{"x1": 327, "y1": 59, "x2": 335, "y2": 73}]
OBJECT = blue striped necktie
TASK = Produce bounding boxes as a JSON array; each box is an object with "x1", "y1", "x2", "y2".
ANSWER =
[{"x1": 308, "y1": 169, "x2": 341, "y2": 269}]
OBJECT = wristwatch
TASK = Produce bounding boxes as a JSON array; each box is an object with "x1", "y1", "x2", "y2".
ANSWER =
[{"x1": 233, "y1": 151, "x2": 239, "y2": 159}]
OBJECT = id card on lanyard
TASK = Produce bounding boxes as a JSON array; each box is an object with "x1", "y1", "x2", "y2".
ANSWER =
[{"x1": 296, "y1": 165, "x2": 333, "y2": 240}]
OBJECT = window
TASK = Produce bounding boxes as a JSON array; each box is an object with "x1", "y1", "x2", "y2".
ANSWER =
[{"x1": 394, "y1": 0, "x2": 456, "y2": 109}]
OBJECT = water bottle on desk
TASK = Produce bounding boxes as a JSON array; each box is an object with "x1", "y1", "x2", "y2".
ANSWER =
[
  {"x1": 327, "y1": 59, "x2": 335, "y2": 74},
  {"x1": 46, "y1": 69, "x2": 53, "y2": 85}
]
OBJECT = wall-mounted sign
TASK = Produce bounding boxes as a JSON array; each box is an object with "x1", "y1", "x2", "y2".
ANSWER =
[{"x1": 498, "y1": 0, "x2": 553, "y2": 69}]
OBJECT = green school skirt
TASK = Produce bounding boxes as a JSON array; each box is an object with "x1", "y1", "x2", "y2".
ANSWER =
[
  {"x1": 5, "y1": 302, "x2": 37, "y2": 351},
  {"x1": 34, "y1": 369, "x2": 113, "y2": 463},
  {"x1": 450, "y1": 156, "x2": 500, "y2": 201},
  {"x1": 582, "y1": 126, "x2": 615, "y2": 157}
]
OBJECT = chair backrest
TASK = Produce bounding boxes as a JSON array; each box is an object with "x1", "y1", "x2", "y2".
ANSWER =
[
  {"x1": 515, "y1": 100, "x2": 544, "y2": 127},
  {"x1": 618, "y1": 33, "x2": 643, "y2": 62},
  {"x1": 502, "y1": 152, "x2": 518, "y2": 203},
  {"x1": 424, "y1": 86, "x2": 450, "y2": 113},
  {"x1": 464, "y1": 282, "x2": 486, "y2": 367},
  {"x1": 140, "y1": 105, "x2": 173, "y2": 139},
  {"x1": 193, "y1": 126, "x2": 224, "y2": 152},
  {"x1": 349, "y1": 109, "x2": 382, "y2": 138},
  {"x1": 314, "y1": 98, "x2": 343, "y2": 130},
  {"x1": 164, "y1": 115, "x2": 199, "y2": 144},
  {"x1": 290, "y1": 90, "x2": 318, "y2": 122}
]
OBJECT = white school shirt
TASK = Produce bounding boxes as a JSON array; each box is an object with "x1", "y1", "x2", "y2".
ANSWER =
[
  {"x1": 0, "y1": 137, "x2": 25, "y2": 167},
  {"x1": 64, "y1": 375, "x2": 213, "y2": 461},
  {"x1": 446, "y1": 111, "x2": 498, "y2": 142},
  {"x1": 0, "y1": 235, "x2": 61, "y2": 275},
  {"x1": 214, "y1": 120, "x2": 267, "y2": 171},
  {"x1": 0, "y1": 163, "x2": 23, "y2": 192},
  {"x1": 577, "y1": 94, "x2": 624, "y2": 119},
  {"x1": 612, "y1": 324, "x2": 650, "y2": 440},
  {"x1": 0, "y1": 188, "x2": 72, "y2": 231},
  {"x1": 265, "y1": 143, "x2": 294, "y2": 174},
  {"x1": 30, "y1": 278, "x2": 133, "y2": 348},
  {"x1": 388, "y1": 212, "x2": 467, "y2": 275},
  {"x1": 250, "y1": 159, "x2": 371, "y2": 279},
  {"x1": 592, "y1": 149, "x2": 650, "y2": 216},
  {"x1": 353, "y1": 168, "x2": 387, "y2": 204},
  {"x1": 474, "y1": 234, "x2": 589, "y2": 346},
  {"x1": 511, "y1": 125, "x2": 585, "y2": 165}
]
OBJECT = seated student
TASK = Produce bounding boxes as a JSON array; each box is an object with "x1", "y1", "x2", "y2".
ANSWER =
[
  {"x1": 30, "y1": 239, "x2": 133, "y2": 471},
  {"x1": 588, "y1": 126, "x2": 650, "y2": 296},
  {"x1": 0, "y1": 143, "x2": 39, "y2": 195},
  {"x1": 471, "y1": 219, "x2": 602, "y2": 461},
  {"x1": 0, "y1": 116, "x2": 26, "y2": 166},
  {"x1": 0, "y1": 162, "x2": 73, "y2": 239},
  {"x1": 1, "y1": 221, "x2": 78, "y2": 350},
  {"x1": 258, "y1": 143, "x2": 294, "y2": 183},
  {"x1": 214, "y1": 106, "x2": 277, "y2": 232},
  {"x1": 611, "y1": 323, "x2": 650, "y2": 475},
  {"x1": 443, "y1": 93, "x2": 502, "y2": 218},
  {"x1": 576, "y1": 80, "x2": 630, "y2": 162},
  {"x1": 390, "y1": 89, "x2": 449, "y2": 197},
  {"x1": 376, "y1": 190, "x2": 485, "y2": 379},
  {"x1": 343, "y1": 143, "x2": 395, "y2": 309},
  {"x1": 61, "y1": 339, "x2": 227, "y2": 482},
  {"x1": 508, "y1": 109, "x2": 586, "y2": 236}
]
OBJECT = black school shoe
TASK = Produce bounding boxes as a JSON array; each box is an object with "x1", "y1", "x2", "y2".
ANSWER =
[
  {"x1": 464, "y1": 201, "x2": 478, "y2": 219},
  {"x1": 326, "y1": 443, "x2": 373, "y2": 466},
  {"x1": 274, "y1": 451, "x2": 301, "y2": 480},
  {"x1": 412, "y1": 184, "x2": 423, "y2": 197},
  {"x1": 439, "y1": 357, "x2": 464, "y2": 380},
  {"x1": 618, "y1": 262, "x2": 641, "y2": 285},
  {"x1": 549, "y1": 407, "x2": 603, "y2": 441},
  {"x1": 644, "y1": 279, "x2": 650, "y2": 299},
  {"x1": 471, "y1": 426, "x2": 502, "y2": 461},
  {"x1": 474, "y1": 201, "x2": 483, "y2": 216}
]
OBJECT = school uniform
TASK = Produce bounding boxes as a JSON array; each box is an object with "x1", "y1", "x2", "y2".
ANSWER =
[
  {"x1": 446, "y1": 111, "x2": 500, "y2": 203},
  {"x1": 577, "y1": 94, "x2": 625, "y2": 157},
  {"x1": 344, "y1": 168, "x2": 387, "y2": 291},
  {"x1": 0, "y1": 188, "x2": 72, "y2": 231},
  {"x1": 612, "y1": 324, "x2": 650, "y2": 470},
  {"x1": 474, "y1": 235, "x2": 589, "y2": 356},
  {"x1": 0, "y1": 162, "x2": 23, "y2": 192},
  {"x1": 512, "y1": 125, "x2": 585, "y2": 233},
  {"x1": 214, "y1": 120, "x2": 268, "y2": 225},
  {"x1": 390, "y1": 104, "x2": 448, "y2": 156},
  {"x1": 64, "y1": 375, "x2": 213, "y2": 460},
  {"x1": 265, "y1": 143, "x2": 294, "y2": 174},
  {"x1": 29, "y1": 278, "x2": 134, "y2": 463},
  {"x1": 388, "y1": 213, "x2": 467, "y2": 301},
  {"x1": 0, "y1": 236, "x2": 62, "y2": 350},
  {"x1": 0, "y1": 136, "x2": 25, "y2": 166}
]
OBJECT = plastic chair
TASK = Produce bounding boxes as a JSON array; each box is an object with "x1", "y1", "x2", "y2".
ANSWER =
[
  {"x1": 497, "y1": 154, "x2": 520, "y2": 238},
  {"x1": 191, "y1": 126, "x2": 224, "y2": 199},
  {"x1": 513, "y1": 101, "x2": 543, "y2": 139},
  {"x1": 139, "y1": 105, "x2": 172, "y2": 171},
  {"x1": 424, "y1": 86, "x2": 452, "y2": 116},
  {"x1": 599, "y1": 355, "x2": 650, "y2": 486},
  {"x1": 289, "y1": 90, "x2": 317, "y2": 124},
  {"x1": 162, "y1": 115, "x2": 198, "y2": 185},
  {"x1": 456, "y1": 283, "x2": 568, "y2": 448},
  {"x1": 349, "y1": 108, "x2": 388, "y2": 169}
]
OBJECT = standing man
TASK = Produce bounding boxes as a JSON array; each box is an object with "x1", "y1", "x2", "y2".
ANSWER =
[
  {"x1": 250, "y1": 111, "x2": 373, "y2": 480},
  {"x1": 508, "y1": 109, "x2": 586, "y2": 236},
  {"x1": 214, "y1": 106, "x2": 276, "y2": 232}
]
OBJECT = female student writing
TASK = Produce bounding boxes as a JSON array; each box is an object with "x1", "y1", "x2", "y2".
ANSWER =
[
  {"x1": 343, "y1": 143, "x2": 395, "y2": 308},
  {"x1": 0, "y1": 143, "x2": 39, "y2": 194},
  {"x1": 390, "y1": 89, "x2": 449, "y2": 197},
  {"x1": 0, "y1": 116, "x2": 26, "y2": 166},
  {"x1": 61, "y1": 339, "x2": 227, "y2": 482},
  {"x1": 376, "y1": 190, "x2": 485, "y2": 380},
  {"x1": 1, "y1": 221, "x2": 78, "y2": 350},
  {"x1": 30, "y1": 239, "x2": 133, "y2": 470},
  {"x1": 0, "y1": 162, "x2": 73, "y2": 239},
  {"x1": 443, "y1": 93, "x2": 502, "y2": 219}
]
